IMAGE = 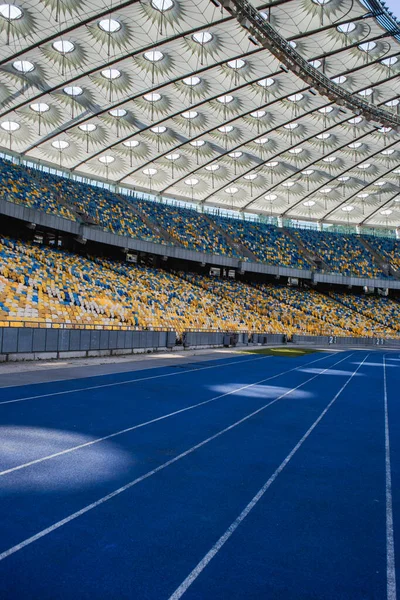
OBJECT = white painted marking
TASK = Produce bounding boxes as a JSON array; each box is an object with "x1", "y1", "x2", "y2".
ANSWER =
[
  {"x1": 0, "y1": 352, "x2": 334, "y2": 477},
  {"x1": 0, "y1": 355, "x2": 268, "y2": 406},
  {"x1": 383, "y1": 354, "x2": 397, "y2": 600},
  {"x1": 0, "y1": 353, "x2": 353, "y2": 562},
  {"x1": 168, "y1": 353, "x2": 369, "y2": 600}
]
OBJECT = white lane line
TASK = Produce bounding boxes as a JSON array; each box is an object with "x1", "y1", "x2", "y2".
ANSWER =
[
  {"x1": 0, "y1": 355, "x2": 269, "y2": 406},
  {"x1": 383, "y1": 354, "x2": 397, "y2": 600},
  {"x1": 168, "y1": 353, "x2": 369, "y2": 600},
  {"x1": 0, "y1": 352, "x2": 336, "y2": 477},
  {"x1": 0, "y1": 353, "x2": 354, "y2": 562}
]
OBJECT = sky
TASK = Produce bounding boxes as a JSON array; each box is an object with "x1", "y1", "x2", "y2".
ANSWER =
[{"x1": 383, "y1": 0, "x2": 400, "y2": 17}]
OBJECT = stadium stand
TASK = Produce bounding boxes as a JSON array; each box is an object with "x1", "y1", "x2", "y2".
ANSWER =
[
  {"x1": 133, "y1": 199, "x2": 239, "y2": 256},
  {"x1": 0, "y1": 159, "x2": 77, "y2": 222},
  {"x1": 0, "y1": 233, "x2": 397, "y2": 338},
  {"x1": 211, "y1": 215, "x2": 310, "y2": 268},
  {"x1": 0, "y1": 235, "x2": 263, "y2": 332},
  {"x1": 212, "y1": 216, "x2": 310, "y2": 269},
  {"x1": 329, "y1": 291, "x2": 400, "y2": 334},
  {"x1": 0, "y1": 159, "x2": 161, "y2": 243},
  {"x1": 259, "y1": 284, "x2": 398, "y2": 338},
  {"x1": 366, "y1": 237, "x2": 400, "y2": 272},
  {"x1": 292, "y1": 229, "x2": 387, "y2": 278}
]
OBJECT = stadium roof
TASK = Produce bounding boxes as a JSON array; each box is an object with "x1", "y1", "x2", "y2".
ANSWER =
[{"x1": 0, "y1": 0, "x2": 399, "y2": 228}]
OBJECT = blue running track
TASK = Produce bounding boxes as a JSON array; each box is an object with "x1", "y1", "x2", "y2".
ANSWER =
[{"x1": 0, "y1": 350, "x2": 398, "y2": 599}]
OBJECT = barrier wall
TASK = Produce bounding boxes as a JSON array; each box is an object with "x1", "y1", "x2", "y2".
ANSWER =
[
  {"x1": 292, "y1": 334, "x2": 400, "y2": 348},
  {"x1": 0, "y1": 327, "x2": 175, "y2": 361},
  {"x1": 183, "y1": 331, "x2": 284, "y2": 348}
]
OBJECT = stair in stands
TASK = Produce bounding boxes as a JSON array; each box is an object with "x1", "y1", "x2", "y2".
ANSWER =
[
  {"x1": 118, "y1": 195, "x2": 177, "y2": 246},
  {"x1": 282, "y1": 227, "x2": 327, "y2": 271},
  {"x1": 202, "y1": 213, "x2": 257, "y2": 262},
  {"x1": 359, "y1": 236, "x2": 399, "y2": 280}
]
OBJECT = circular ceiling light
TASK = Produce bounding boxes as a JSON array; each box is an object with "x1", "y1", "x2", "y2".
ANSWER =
[
  {"x1": 217, "y1": 95, "x2": 233, "y2": 104},
  {"x1": 382, "y1": 149, "x2": 395, "y2": 155},
  {"x1": 218, "y1": 125, "x2": 233, "y2": 133},
  {"x1": 378, "y1": 127, "x2": 392, "y2": 133},
  {"x1": 376, "y1": 180, "x2": 386, "y2": 186},
  {"x1": 266, "y1": 161, "x2": 278, "y2": 167},
  {"x1": 64, "y1": 86, "x2": 83, "y2": 96},
  {"x1": 144, "y1": 50, "x2": 164, "y2": 62},
  {"x1": 144, "y1": 92, "x2": 161, "y2": 102},
  {"x1": 289, "y1": 147, "x2": 303, "y2": 154},
  {"x1": 284, "y1": 122, "x2": 298, "y2": 130},
  {"x1": 190, "y1": 139, "x2": 205, "y2": 147},
  {"x1": 359, "y1": 88, "x2": 373, "y2": 97},
  {"x1": 205, "y1": 164, "x2": 219, "y2": 171},
  {"x1": 151, "y1": 0, "x2": 174, "y2": 10},
  {"x1": 227, "y1": 59, "x2": 246, "y2": 69},
  {"x1": 332, "y1": 75, "x2": 347, "y2": 84},
  {"x1": 143, "y1": 167, "x2": 157, "y2": 175},
  {"x1": 381, "y1": 209, "x2": 393, "y2": 215},
  {"x1": 98, "y1": 18, "x2": 121, "y2": 32},
  {"x1": 99, "y1": 155, "x2": 115, "y2": 164},
  {"x1": 254, "y1": 137, "x2": 268, "y2": 144},
  {"x1": 185, "y1": 178, "x2": 199, "y2": 185},
  {"x1": 52, "y1": 140, "x2": 69, "y2": 149},
  {"x1": 257, "y1": 77, "x2": 274, "y2": 87},
  {"x1": 229, "y1": 151, "x2": 242, "y2": 158},
  {"x1": 30, "y1": 102, "x2": 49, "y2": 112},
  {"x1": 319, "y1": 106, "x2": 334, "y2": 114},
  {"x1": 385, "y1": 99, "x2": 400, "y2": 107},
  {"x1": 225, "y1": 187, "x2": 238, "y2": 194},
  {"x1": 183, "y1": 76, "x2": 200, "y2": 86},
  {"x1": 303, "y1": 200, "x2": 315, "y2": 206},
  {"x1": 101, "y1": 68, "x2": 121, "y2": 79},
  {"x1": 381, "y1": 57, "x2": 398, "y2": 67},
  {"x1": 302, "y1": 169, "x2": 314, "y2": 175},
  {"x1": 348, "y1": 142, "x2": 362, "y2": 149},
  {"x1": 182, "y1": 110, "x2": 198, "y2": 119},
  {"x1": 250, "y1": 110, "x2": 266, "y2": 118},
  {"x1": 109, "y1": 108, "x2": 127, "y2": 117},
  {"x1": 0, "y1": 4, "x2": 22, "y2": 19},
  {"x1": 338, "y1": 176, "x2": 350, "y2": 181},
  {"x1": 192, "y1": 31, "x2": 212, "y2": 44},
  {"x1": 309, "y1": 59, "x2": 321, "y2": 68},
  {"x1": 320, "y1": 187, "x2": 332, "y2": 194},
  {"x1": 358, "y1": 163, "x2": 371, "y2": 169},
  {"x1": 0, "y1": 120, "x2": 19, "y2": 131},
  {"x1": 13, "y1": 60, "x2": 34, "y2": 73},
  {"x1": 282, "y1": 181, "x2": 295, "y2": 187},
  {"x1": 289, "y1": 41, "x2": 297, "y2": 49},
  {"x1": 323, "y1": 156, "x2": 336, "y2": 162},
  {"x1": 264, "y1": 194, "x2": 277, "y2": 201},
  {"x1": 52, "y1": 40, "x2": 75, "y2": 53},
  {"x1": 166, "y1": 152, "x2": 180, "y2": 160},
  {"x1": 79, "y1": 123, "x2": 96, "y2": 132},
  {"x1": 288, "y1": 93, "x2": 303, "y2": 102},
  {"x1": 151, "y1": 125, "x2": 166, "y2": 133},
  {"x1": 312, "y1": 0, "x2": 331, "y2": 4},
  {"x1": 357, "y1": 193, "x2": 369, "y2": 198},
  {"x1": 342, "y1": 205, "x2": 354, "y2": 212},
  {"x1": 317, "y1": 133, "x2": 331, "y2": 140},
  {"x1": 348, "y1": 116, "x2": 363, "y2": 124},
  {"x1": 359, "y1": 41, "x2": 376, "y2": 52},
  {"x1": 337, "y1": 22, "x2": 356, "y2": 33},
  {"x1": 244, "y1": 173, "x2": 257, "y2": 180},
  {"x1": 123, "y1": 140, "x2": 139, "y2": 147}
]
